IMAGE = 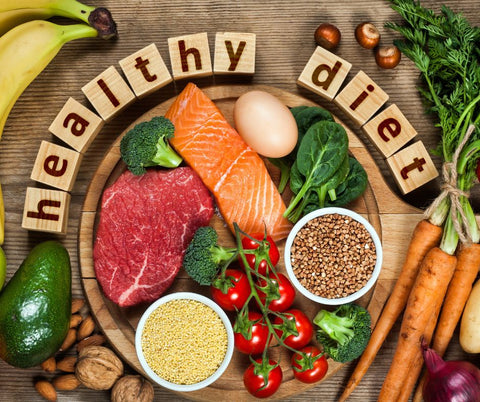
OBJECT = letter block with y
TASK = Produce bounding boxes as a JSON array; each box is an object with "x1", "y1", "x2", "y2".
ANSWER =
[
  {"x1": 214, "y1": 32, "x2": 256, "y2": 75},
  {"x1": 31, "y1": 141, "x2": 82, "y2": 192},
  {"x1": 22, "y1": 187, "x2": 71, "y2": 234},
  {"x1": 49, "y1": 97, "x2": 104, "y2": 153},
  {"x1": 168, "y1": 32, "x2": 213, "y2": 80},
  {"x1": 297, "y1": 46, "x2": 352, "y2": 100}
]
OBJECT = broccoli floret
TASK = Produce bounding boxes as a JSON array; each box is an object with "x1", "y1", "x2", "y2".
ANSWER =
[
  {"x1": 313, "y1": 303, "x2": 371, "y2": 363},
  {"x1": 183, "y1": 226, "x2": 237, "y2": 285},
  {"x1": 120, "y1": 116, "x2": 182, "y2": 175}
]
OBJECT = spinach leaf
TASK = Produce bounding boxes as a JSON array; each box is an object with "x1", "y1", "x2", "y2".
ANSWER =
[
  {"x1": 318, "y1": 153, "x2": 350, "y2": 207},
  {"x1": 326, "y1": 157, "x2": 368, "y2": 207}
]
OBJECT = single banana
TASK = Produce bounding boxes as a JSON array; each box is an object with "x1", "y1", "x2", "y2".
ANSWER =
[
  {"x1": 0, "y1": 20, "x2": 98, "y2": 140},
  {"x1": 0, "y1": 0, "x2": 116, "y2": 38}
]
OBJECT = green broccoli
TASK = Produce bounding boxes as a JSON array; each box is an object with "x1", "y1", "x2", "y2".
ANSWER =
[
  {"x1": 313, "y1": 303, "x2": 371, "y2": 363},
  {"x1": 183, "y1": 226, "x2": 237, "y2": 285},
  {"x1": 120, "y1": 116, "x2": 182, "y2": 175}
]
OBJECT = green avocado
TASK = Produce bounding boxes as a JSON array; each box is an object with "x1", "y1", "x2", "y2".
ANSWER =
[{"x1": 0, "y1": 241, "x2": 71, "y2": 368}]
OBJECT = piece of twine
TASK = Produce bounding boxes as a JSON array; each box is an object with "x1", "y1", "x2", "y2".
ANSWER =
[{"x1": 424, "y1": 124, "x2": 476, "y2": 245}]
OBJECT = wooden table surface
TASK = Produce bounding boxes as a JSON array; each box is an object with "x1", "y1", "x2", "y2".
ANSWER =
[{"x1": 1, "y1": 0, "x2": 480, "y2": 401}]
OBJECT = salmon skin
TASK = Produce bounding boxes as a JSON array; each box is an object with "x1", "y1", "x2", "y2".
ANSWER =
[{"x1": 165, "y1": 83, "x2": 292, "y2": 241}]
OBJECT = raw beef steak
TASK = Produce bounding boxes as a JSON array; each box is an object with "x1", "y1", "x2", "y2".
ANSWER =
[{"x1": 93, "y1": 167, "x2": 213, "y2": 307}]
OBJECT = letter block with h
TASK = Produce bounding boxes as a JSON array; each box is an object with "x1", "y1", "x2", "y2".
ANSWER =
[{"x1": 168, "y1": 33, "x2": 213, "y2": 80}]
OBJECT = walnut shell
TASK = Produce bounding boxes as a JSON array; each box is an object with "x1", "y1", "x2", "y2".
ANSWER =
[
  {"x1": 75, "y1": 346, "x2": 123, "y2": 390},
  {"x1": 111, "y1": 375, "x2": 154, "y2": 402}
]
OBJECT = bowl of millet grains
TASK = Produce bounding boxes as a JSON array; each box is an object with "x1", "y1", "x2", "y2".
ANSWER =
[
  {"x1": 284, "y1": 207, "x2": 383, "y2": 306},
  {"x1": 135, "y1": 292, "x2": 234, "y2": 392}
]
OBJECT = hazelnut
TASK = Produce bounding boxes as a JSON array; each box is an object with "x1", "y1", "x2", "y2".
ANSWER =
[
  {"x1": 75, "y1": 345, "x2": 123, "y2": 390},
  {"x1": 314, "y1": 23, "x2": 341, "y2": 50},
  {"x1": 111, "y1": 375, "x2": 154, "y2": 402},
  {"x1": 355, "y1": 22, "x2": 381, "y2": 49},
  {"x1": 375, "y1": 45, "x2": 401, "y2": 69}
]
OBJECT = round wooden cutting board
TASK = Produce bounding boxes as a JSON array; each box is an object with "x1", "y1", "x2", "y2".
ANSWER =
[{"x1": 78, "y1": 84, "x2": 421, "y2": 401}]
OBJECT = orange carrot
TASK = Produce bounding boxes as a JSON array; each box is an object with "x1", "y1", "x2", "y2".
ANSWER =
[
  {"x1": 339, "y1": 219, "x2": 442, "y2": 401},
  {"x1": 378, "y1": 247, "x2": 457, "y2": 401}
]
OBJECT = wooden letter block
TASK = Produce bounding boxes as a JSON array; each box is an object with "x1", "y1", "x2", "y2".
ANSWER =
[
  {"x1": 119, "y1": 43, "x2": 173, "y2": 98},
  {"x1": 49, "y1": 97, "x2": 104, "y2": 153},
  {"x1": 81, "y1": 66, "x2": 136, "y2": 121},
  {"x1": 31, "y1": 141, "x2": 83, "y2": 192},
  {"x1": 22, "y1": 187, "x2": 71, "y2": 234},
  {"x1": 213, "y1": 32, "x2": 256, "y2": 75},
  {"x1": 386, "y1": 141, "x2": 438, "y2": 194},
  {"x1": 297, "y1": 46, "x2": 352, "y2": 100},
  {"x1": 334, "y1": 70, "x2": 389, "y2": 126},
  {"x1": 168, "y1": 32, "x2": 213, "y2": 80},
  {"x1": 362, "y1": 104, "x2": 418, "y2": 158}
]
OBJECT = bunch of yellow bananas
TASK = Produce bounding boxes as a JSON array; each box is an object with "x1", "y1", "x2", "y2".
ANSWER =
[{"x1": 0, "y1": 0, "x2": 117, "y2": 249}]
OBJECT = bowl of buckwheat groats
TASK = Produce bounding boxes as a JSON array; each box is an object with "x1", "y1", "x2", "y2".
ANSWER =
[
  {"x1": 284, "y1": 207, "x2": 383, "y2": 306},
  {"x1": 135, "y1": 292, "x2": 234, "y2": 392}
]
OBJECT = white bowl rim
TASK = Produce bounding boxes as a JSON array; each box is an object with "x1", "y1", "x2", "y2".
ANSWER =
[
  {"x1": 135, "y1": 291, "x2": 234, "y2": 392},
  {"x1": 284, "y1": 207, "x2": 383, "y2": 306}
]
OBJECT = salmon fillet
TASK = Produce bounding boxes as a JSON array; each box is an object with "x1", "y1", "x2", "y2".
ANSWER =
[{"x1": 165, "y1": 83, "x2": 292, "y2": 241}]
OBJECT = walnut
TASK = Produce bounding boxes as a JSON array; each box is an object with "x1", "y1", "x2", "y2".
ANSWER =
[
  {"x1": 75, "y1": 346, "x2": 123, "y2": 390},
  {"x1": 111, "y1": 375, "x2": 154, "y2": 402}
]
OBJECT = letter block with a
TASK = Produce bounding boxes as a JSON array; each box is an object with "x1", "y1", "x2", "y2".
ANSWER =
[
  {"x1": 297, "y1": 46, "x2": 352, "y2": 100},
  {"x1": 49, "y1": 97, "x2": 104, "y2": 153},
  {"x1": 81, "y1": 66, "x2": 136, "y2": 121},
  {"x1": 362, "y1": 104, "x2": 418, "y2": 158},
  {"x1": 22, "y1": 187, "x2": 71, "y2": 234},
  {"x1": 386, "y1": 141, "x2": 439, "y2": 194},
  {"x1": 168, "y1": 32, "x2": 213, "y2": 80},
  {"x1": 119, "y1": 43, "x2": 173, "y2": 98},
  {"x1": 214, "y1": 32, "x2": 256, "y2": 75},
  {"x1": 30, "y1": 141, "x2": 82, "y2": 192}
]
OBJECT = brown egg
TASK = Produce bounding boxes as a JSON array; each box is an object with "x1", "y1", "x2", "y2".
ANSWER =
[{"x1": 233, "y1": 91, "x2": 298, "y2": 158}]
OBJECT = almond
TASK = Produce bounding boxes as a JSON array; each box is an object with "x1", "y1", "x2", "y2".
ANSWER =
[
  {"x1": 40, "y1": 356, "x2": 56, "y2": 373},
  {"x1": 56, "y1": 355, "x2": 77, "y2": 373},
  {"x1": 76, "y1": 334, "x2": 106, "y2": 352},
  {"x1": 71, "y1": 298, "x2": 85, "y2": 314},
  {"x1": 60, "y1": 328, "x2": 77, "y2": 352},
  {"x1": 77, "y1": 315, "x2": 95, "y2": 340},
  {"x1": 52, "y1": 374, "x2": 81, "y2": 391},
  {"x1": 69, "y1": 314, "x2": 83, "y2": 328},
  {"x1": 35, "y1": 380, "x2": 57, "y2": 401}
]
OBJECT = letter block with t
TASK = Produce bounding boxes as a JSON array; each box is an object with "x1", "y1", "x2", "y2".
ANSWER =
[
  {"x1": 119, "y1": 43, "x2": 173, "y2": 98},
  {"x1": 362, "y1": 104, "x2": 418, "y2": 157},
  {"x1": 30, "y1": 141, "x2": 82, "y2": 192},
  {"x1": 22, "y1": 187, "x2": 71, "y2": 234},
  {"x1": 82, "y1": 66, "x2": 136, "y2": 121},
  {"x1": 49, "y1": 97, "x2": 104, "y2": 153},
  {"x1": 168, "y1": 32, "x2": 213, "y2": 80},
  {"x1": 386, "y1": 141, "x2": 439, "y2": 194},
  {"x1": 297, "y1": 46, "x2": 352, "y2": 100},
  {"x1": 214, "y1": 32, "x2": 256, "y2": 75}
]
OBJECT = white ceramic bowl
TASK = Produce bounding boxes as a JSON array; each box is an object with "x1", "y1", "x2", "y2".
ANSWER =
[
  {"x1": 135, "y1": 292, "x2": 234, "y2": 392},
  {"x1": 284, "y1": 207, "x2": 383, "y2": 306}
]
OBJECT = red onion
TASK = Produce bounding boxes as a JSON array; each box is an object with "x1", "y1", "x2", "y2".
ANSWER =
[{"x1": 422, "y1": 339, "x2": 480, "y2": 402}]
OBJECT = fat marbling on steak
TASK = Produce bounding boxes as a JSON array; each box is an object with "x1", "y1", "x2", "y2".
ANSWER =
[{"x1": 93, "y1": 167, "x2": 214, "y2": 307}]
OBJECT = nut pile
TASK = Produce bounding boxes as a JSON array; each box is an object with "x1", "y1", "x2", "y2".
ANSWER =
[{"x1": 290, "y1": 213, "x2": 377, "y2": 299}]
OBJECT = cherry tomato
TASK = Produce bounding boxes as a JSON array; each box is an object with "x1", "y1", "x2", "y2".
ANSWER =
[
  {"x1": 243, "y1": 358, "x2": 283, "y2": 398},
  {"x1": 257, "y1": 273, "x2": 295, "y2": 312},
  {"x1": 234, "y1": 311, "x2": 270, "y2": 355},
  {"x1": 211, "y1": 269, "x2": 251, "y2": 311},
  {"x1": 241, "y1": 233, "x2": 280, "y2": 276},
  {"x1": 273, "y1": 309, "x2": 313, "y2": 349},
  {"x1": 291, "y1": 345, "x2": 328, "y2": 383}
]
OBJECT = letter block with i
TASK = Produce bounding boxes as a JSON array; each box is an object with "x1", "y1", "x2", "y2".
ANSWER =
[
  {"x1": 119, "y1": 43, "x2": 173, "y2": 98},
  {"x1": 214, "y1": 32, "x2": 256, "y2": 75},
  {"x1": 168, "y1": 32, "x2": 213, "y2": 80},
  {"x1": 22, "y1": 187, "x2": 71, "y2": 234},
  {"x1": 297, "y1": 46, "x2": 352, "y2": 101},
  {"x1": 82, "y1": 66, "x2": 136, "y2": 121},
  {"x1": 334, "y1": 70, "x2": 389, "y2": 126},
  {"x1": 386, "y1": 141, "x2": 439, "y2": 194}
]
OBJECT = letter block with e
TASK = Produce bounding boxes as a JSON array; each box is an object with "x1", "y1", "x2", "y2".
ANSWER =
[
  {"x1": 22, "y1": 187, "x2": 71, "y2": 234},
  {"x1": 214, "y1": 32, "x2": 256, "y2": 75}
]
